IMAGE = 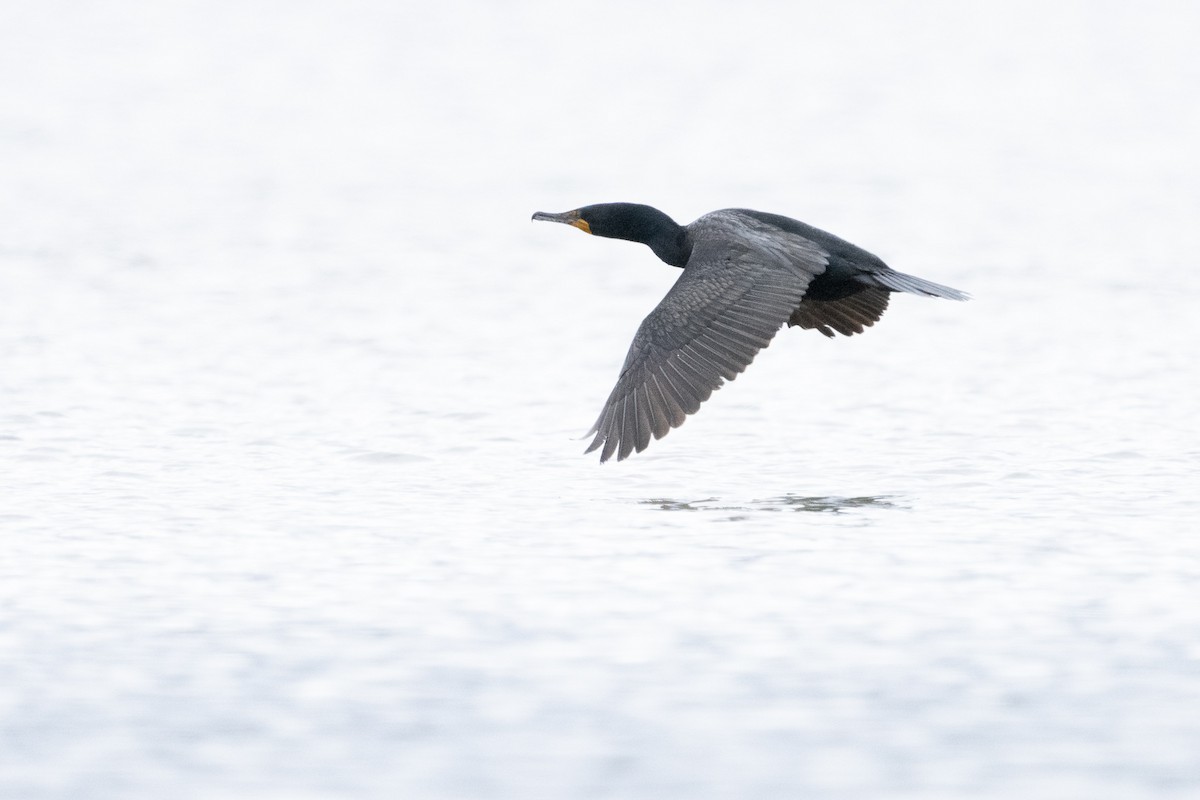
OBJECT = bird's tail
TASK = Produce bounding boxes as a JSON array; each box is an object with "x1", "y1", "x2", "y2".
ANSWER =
[{"x1": 866, "y1": 270, "x2": 970, "y2": 301}]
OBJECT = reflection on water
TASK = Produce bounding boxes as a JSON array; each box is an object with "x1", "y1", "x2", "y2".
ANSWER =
[
  {"x1": 641, "y1": 494, "x2": 900, "y2": 514},
  {"x1": 641, "y1": 497, "x2": 718, "y2": 512},
  {"x1": 765, "y1": 494, "x2": 901, "y2": 513}
]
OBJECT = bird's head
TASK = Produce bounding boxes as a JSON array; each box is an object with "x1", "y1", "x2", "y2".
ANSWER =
[{"x1": 532, "y1": 203, "x2": 688, "y2": 266}]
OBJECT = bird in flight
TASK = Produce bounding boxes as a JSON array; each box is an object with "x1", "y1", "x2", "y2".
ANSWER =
[{"x1": 532, "y1": 203, "x2": 968, "y2": 462}]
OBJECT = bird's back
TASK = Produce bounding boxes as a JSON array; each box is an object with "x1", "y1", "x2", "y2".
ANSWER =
[
  {"x1": 710, "y1": 209, "x2": 890, "y2": 282},
  {"x1": 697, "y1": 208, "x2": 968, "y2": 302},
  {"x1": 684, "y1": 209, "x2": 834, "y2": 283}
]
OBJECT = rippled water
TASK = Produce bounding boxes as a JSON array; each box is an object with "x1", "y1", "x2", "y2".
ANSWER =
[{"x1": 3, "y1": 2, "x2": 1200, "y2": 798}]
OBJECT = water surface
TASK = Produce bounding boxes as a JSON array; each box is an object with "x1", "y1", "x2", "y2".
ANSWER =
[{"x1": 3, "y1": 2, "x2": 1199, "y2": 798}]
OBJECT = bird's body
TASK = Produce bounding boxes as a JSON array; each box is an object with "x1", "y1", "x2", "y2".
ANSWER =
[{"x1": 532, "y1": 203, "x2": 968, "y2": 462}]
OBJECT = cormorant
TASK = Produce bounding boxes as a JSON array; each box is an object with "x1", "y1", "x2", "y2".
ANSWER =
[{"x1": 532, "y1": 203, "x2": 968, "y2": 462}]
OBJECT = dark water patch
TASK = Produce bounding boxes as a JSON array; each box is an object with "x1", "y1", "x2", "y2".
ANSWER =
[
  {"x1": 758, "y1": 494, "x2": 902, "y2": 514},
  {"x1": 640, "y1": 494, "x2": 901, "y2": 515},
  {"x1": 641, "y1": 497, "x2": 719, "y2": 512}
]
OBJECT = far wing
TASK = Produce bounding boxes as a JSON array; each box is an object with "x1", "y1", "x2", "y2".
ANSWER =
[
  {"x1": 789, "y1": 287, "x2": 890, "y2": 338},
  {"x1": 585, "y1": 212, "x2": 827, "y2": 462}
]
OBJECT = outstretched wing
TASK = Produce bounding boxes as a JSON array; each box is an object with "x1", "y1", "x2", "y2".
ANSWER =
[{"x1": 585, "y1": 211, "x2": 828, "y2": 462}]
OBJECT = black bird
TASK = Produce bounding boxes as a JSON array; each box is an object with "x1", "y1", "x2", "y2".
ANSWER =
[{"x1": 532, "y1": 203, "x2": 968, "y2": 462}]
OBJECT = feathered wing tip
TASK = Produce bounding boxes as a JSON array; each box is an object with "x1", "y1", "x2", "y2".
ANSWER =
[
  {"x1": 583, "y1": 418, "x2": 612, "y2": 461},
  {"x1": 868, "y1": 270, "x2": 970, "y2": 301},
  {"x1": 582, "y1": 363, "x2": 708, "y2": 463},
  {"x1": 583, "y1": 404, "x2": 626, "y2": 463}
]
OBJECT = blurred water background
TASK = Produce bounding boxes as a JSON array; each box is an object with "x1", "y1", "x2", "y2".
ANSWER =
[{"x1": 2, "y1": 1, "x2": 1199, "y2": 798}]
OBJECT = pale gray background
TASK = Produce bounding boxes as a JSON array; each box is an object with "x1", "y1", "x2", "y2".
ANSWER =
[{"x1": 2, "y1": 1, "x2": 1199, "y2": 798}]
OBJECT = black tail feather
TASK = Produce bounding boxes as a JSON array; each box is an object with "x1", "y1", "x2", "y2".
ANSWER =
[{"x1": 865, "y1": 270, "x2": 970, "y2": 301}]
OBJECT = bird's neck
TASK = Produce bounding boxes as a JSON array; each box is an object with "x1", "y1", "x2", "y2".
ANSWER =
[{"x1": 644, "y1": 225, "x2": 690, "y2": 268}]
